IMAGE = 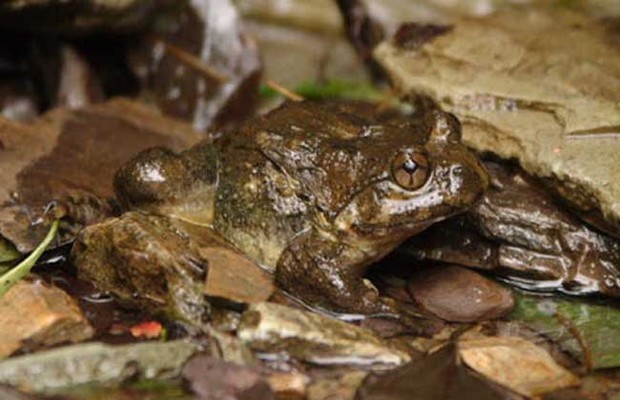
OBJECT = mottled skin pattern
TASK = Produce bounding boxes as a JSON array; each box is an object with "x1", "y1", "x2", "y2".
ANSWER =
[{"x1": 114, "y1": 101, "x2": 488, "y2": 314}]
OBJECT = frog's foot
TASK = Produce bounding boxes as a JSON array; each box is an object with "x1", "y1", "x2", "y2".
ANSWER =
[
  {"x1": 275, "y1": 231, "x2": 399, "y2": 316},
  {"x1": 47, "y1": 190, "x2": 118, "y2": 223}
]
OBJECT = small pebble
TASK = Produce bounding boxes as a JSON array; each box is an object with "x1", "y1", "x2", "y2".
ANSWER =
[{"x1": 407, "y1": 265, "x2": 515, "y2": 322}]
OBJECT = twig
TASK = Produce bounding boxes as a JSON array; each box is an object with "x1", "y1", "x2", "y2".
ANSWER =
[
  {"x1": 555, "y1": 311, "x2": 593, "y2": 372},
  {"x1": 265, "y1": 80, "x2": 304, "y2": 102},
  {"x1": 150, "y1": 36, "x2": 230, "y2": 83}
]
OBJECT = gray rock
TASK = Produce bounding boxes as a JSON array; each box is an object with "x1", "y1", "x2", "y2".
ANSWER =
[
  {"x1": 237, "y1": 302, "x2": 410, "y2": 369},
  {"x1": 374, "y1": 8, "x2": 620, "y2": 235},
  {"x1": 0, "y1": 340, "x2": 199, "y2": 392}
]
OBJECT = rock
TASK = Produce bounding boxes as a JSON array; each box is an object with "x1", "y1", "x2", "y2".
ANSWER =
[
  {"x1": 72, "y1": 212, "x2": 210, "y2": 323},
  {"x1": 0, "y1": 98, "x2": 201, "y2": 253},
  {"x1": 0, "y1": 279, "x2": 94, "y2": 358},
  {"x1": 407, "y1": 265, "x2": 514, "y2": 322},
  {"x1": 237, "y1": 0, "x2": 368, "y2": 88},
  {"x1": 266, "y1": 372, "x2": 309, "y2": 399},
  {"x1": 355, "y1": 343, "x2": 509, "y2": 400},
  {"x1": 374, "y1": 8, "x2": 620, "y2": 236},
  {"x1": 0, "y1": 385, "x2": 43, "y2": 400},
  {"x1": 308, "y1": 371, "x2": 367, "y2": 400},
  {"x1": 207, "y1": 327, "x2": 256, "y2": 365},
  {"x1": 0, "y1": 340, "x2": 199, "y2": 392},
  {"x1": 237, "y1": 302, "x2": 410, "y2": 368},
  {"x1": 73, "y1": 210, "x2": 272, "y2": 324},
  {"x1": 0, "y1": 0, "x2": 166, "y2": 34},
  {"x1": 55, "y1": 45, "x2": 105, "y2": 109},
  {"x1": 129, "y1": 0, "x2": 261, "y2": 132},
  {"x1": 182, "y1": 355, "x2": 274, "y2": 400},
  {"x1": 203, "y1": 246, "x2": 274, "y2": 305},
  {"x1": 459, "y1": 336, "x2": 580, "y2": 397}
]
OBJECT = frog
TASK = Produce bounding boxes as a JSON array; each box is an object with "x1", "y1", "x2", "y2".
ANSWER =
[
  {"x1": 103, "y1": 100, "x2": 489, "y2": 315},
  {"x1": 404, "y1": 160, "x2": 620, "y2": 297}
]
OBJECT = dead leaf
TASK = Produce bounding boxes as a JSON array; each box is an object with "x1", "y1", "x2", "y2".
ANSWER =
[{"x1": 0, "y1": 98, "x2": 201, "y2": 252}]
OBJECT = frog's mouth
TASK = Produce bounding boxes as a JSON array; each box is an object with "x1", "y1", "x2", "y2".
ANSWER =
[{"x1": 349, "y1": 212, "x2": 458, "y2": 239}]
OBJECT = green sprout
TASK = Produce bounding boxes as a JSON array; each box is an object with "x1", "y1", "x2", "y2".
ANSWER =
[{"x1": 0, "y1": 220, "x2": 60, "y2": 298}]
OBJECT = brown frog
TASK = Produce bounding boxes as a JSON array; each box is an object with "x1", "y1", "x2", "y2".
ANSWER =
[
  {"x1": 405, "y1": 161, "x2": 620, "y2": 297},
  {"x1": 107, "y1": 100, "x2": 489, "y2": 315}
]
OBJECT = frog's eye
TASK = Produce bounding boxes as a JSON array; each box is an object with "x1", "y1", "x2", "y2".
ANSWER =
[{"x1": 390, "y1": 152, "x2": 429, "y2": 190}]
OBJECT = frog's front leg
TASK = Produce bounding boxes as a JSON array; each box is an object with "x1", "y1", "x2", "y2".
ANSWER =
[{"x1": 275, "y1": 230, "x2": 398, "y2": 315}]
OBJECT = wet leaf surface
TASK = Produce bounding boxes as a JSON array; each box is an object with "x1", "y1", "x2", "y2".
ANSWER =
[{"x1": 511, "y1": 292, "x2": 620, "y2": 369}]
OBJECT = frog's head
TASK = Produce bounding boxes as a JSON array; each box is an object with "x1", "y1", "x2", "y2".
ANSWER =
[{"x1": 330, "y1": 108, "x2": 489, "y2": 240}]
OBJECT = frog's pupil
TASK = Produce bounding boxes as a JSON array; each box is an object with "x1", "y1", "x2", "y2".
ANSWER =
[{"x1": 403, "y1": 158, "x2": 418, "y2": 173}]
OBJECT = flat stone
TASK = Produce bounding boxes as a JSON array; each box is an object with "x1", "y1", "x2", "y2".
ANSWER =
[
  {"x1": 203, "y1": 246, "x2": 274, "y2": 304},
  {"x1": 0, "y1": 279, "x2": 94, "y2": 359},
  {"x1": 266, "y1": 372, "x2": 309, "y2": 399},
  {"x1": 237, "y1": 302, "x2": 410, "y2": 368},
  {"x1": 307, "y1": 371, "x2": 367, "y2": 400},
  {"x1": 182, "y1": 355, "x2": 274, "y2": 400},
  {"x1": 459, "y1": 336, "x2": 580, "y2": 397},
  {"x1": 73, "y1": 212, "x2": 211, "y2": 323},
  {"x1": 407, "y1": 265, "x2": 514, "y2": 322},
  {"x1": 375, "y1": 8, "x2": 620, "y2": 235},
  {"x1": 0, "y1": 340, "x2": 199, "y2": 392}
]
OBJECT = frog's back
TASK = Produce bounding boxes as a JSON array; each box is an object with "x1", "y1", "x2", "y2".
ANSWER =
[{"x1": 213, "y1": 100, "x2": 431, "y2": 270}]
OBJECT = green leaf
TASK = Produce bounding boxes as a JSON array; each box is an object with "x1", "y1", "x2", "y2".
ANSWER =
[
  {"x1": 0, "y1": 220, "x2": 59, "y2": 298},
  {"x1": 510, "y1": 291, "x2": 620, "y2": 369},
  {"x1": 259, "y1": 80, "x2": 396, "y2": 103},
  {"x1": 294, "y1": 80, "x2": 386, "y2": 102}
]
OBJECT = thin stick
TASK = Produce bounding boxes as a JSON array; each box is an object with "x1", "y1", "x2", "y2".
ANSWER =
[
  {"x1": 555, "y1": 311, "x2": 593, "y2": 372},
  {"x1": 150, "y1": 36, "x2": 230, "y2": 83},
  {"x1": 265, "y1": 80, "x2": 304, "y2": 102}
]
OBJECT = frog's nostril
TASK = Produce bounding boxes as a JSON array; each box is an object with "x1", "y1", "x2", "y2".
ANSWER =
[{"x1": 429, "y1": 110, "x2": 462, "y2": 143}]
